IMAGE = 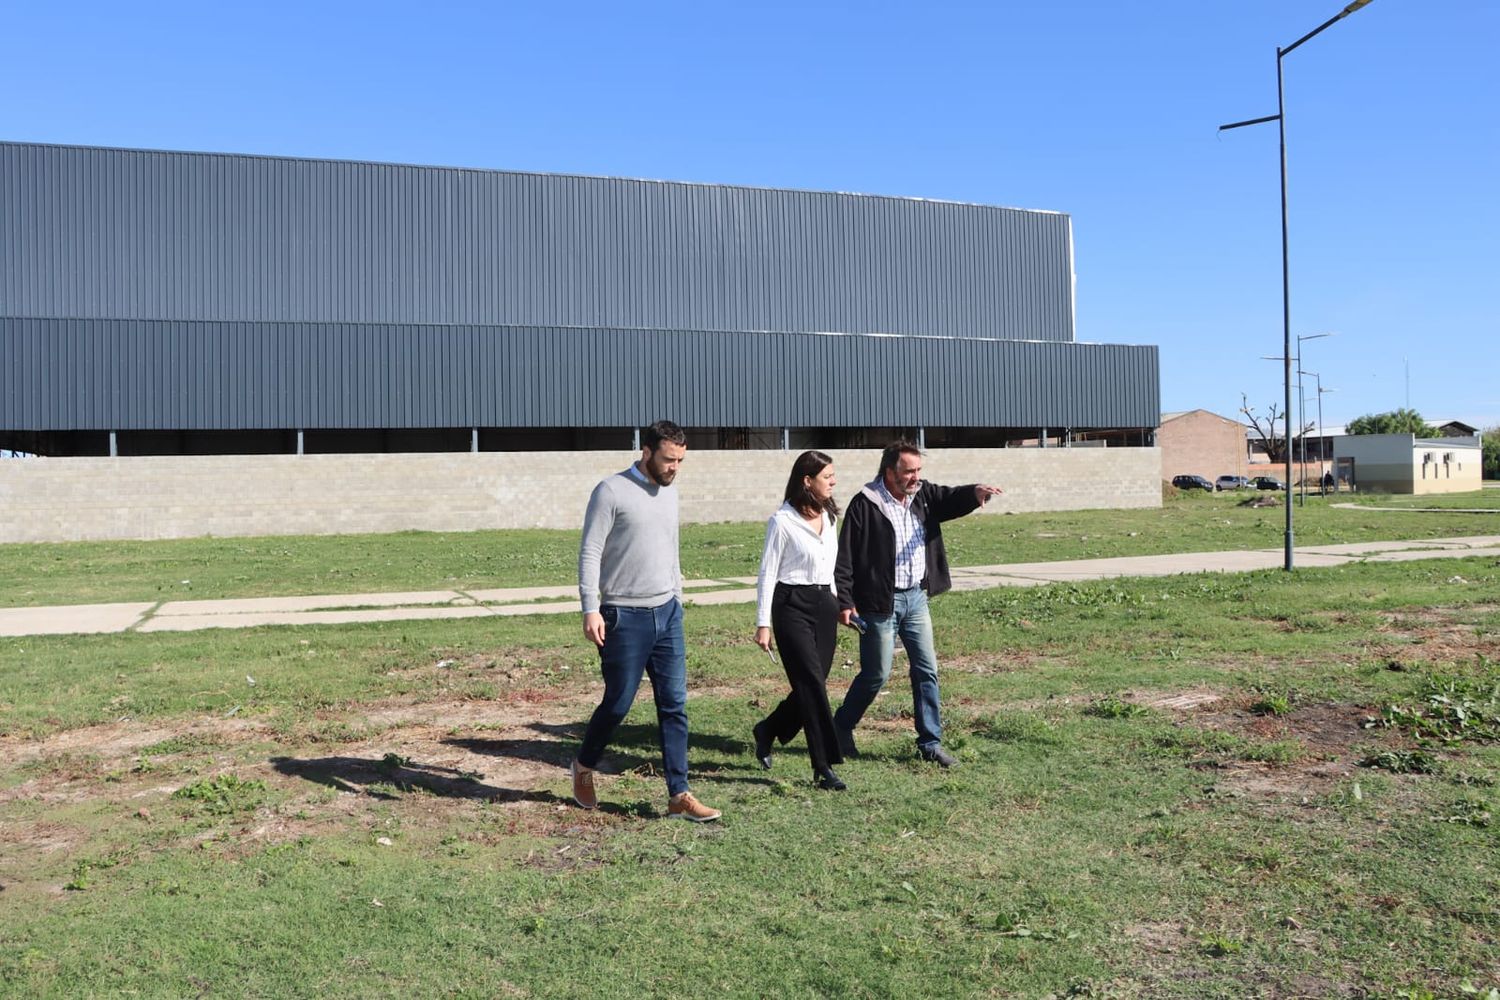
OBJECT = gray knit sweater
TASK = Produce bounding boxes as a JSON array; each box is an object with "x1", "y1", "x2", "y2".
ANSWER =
[{"x1": 578, "y1": 466, "x2": 683, "y2": 614}]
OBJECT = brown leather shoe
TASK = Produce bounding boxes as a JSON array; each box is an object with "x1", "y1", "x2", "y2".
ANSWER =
[
  {"x1": 570, "y1": 760, "x2": 597, "y2": 810},
  {"x1": 667, "y1": 791, "x2": 721, "y2": 823}
]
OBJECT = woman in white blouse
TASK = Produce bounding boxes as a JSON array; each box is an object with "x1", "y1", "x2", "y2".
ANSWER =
[{"x1": 752, "y1": 450, "x2": 847, "y2": 790}]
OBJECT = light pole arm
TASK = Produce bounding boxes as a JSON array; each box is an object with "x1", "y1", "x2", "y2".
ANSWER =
[
  {"x1": 1220, "y1": 114, "x2": 1281, "y2": 132},
  {"x1": 1283, "y1": 0, "x2": 1374, "y2": 57}
]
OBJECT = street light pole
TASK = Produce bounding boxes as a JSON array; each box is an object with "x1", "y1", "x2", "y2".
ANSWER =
[
  {"x1": 1312, "y1": 374, "x2": 1336, "y2": 493},
  {"x1": 1295, "y1": 332, "x2": 1333, "y2": 507},
  {"x1": 1220, "y1": 0, "x2": 1374, "y2": 571},
  {"x1": 1298, "y1": 340, "x2": 1306, "y2": 506}
]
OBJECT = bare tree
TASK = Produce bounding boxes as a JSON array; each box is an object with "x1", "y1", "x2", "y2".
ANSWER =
[{"x1": 1240, "y1": 393, "x2": 1311, "y2": 464}]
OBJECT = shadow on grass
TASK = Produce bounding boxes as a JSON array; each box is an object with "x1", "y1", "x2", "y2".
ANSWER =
[
  {"x1": 440, "y1": 722, "x2": 644, "y2": 772},
  {"x1": 269, "y1": 755, "x2": 565, "y2": 805},
  {"x1": 443, "y1": 722, "x2": 783, "y2": 786}
]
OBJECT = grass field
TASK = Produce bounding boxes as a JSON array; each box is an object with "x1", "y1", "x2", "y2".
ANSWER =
[
  {"x1": 1, "y1": 488, "x2": 1496, "y2": 607},
  {"x1": 1, "y1": 494, "x2": 1498, "y2": 997}
]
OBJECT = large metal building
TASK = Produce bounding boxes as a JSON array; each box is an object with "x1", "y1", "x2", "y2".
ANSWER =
[{"x1": 1, "y1": 141, "x2": 1158, "y2": 456}]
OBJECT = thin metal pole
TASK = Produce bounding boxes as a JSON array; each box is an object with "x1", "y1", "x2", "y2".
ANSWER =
[
  {"x1": 1297, "y1": 340, "x2": 1306, "y2": 507},
  {"x1": 1316, "y1": 374, "x2": 1326, "y2": 492},
  {"x1": 1278, "y1": 49, "x2": 1295, "y2": 570}
]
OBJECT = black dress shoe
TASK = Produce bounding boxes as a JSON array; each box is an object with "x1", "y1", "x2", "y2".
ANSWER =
[
  {"x1": 752, "y1": 721, "x2": 774, "y2": 770},
  {"x1": 814, "y1": 767, "x2": 846, "y2": 791}
]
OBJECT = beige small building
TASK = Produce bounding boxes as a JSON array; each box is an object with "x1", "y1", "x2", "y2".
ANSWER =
[
  {"x1": 1159, "y1": 409, "x2": 1248, "y2": 482},
  {"x1": 1332, "y1": 434, "x2": 1483, "y2": 494}
]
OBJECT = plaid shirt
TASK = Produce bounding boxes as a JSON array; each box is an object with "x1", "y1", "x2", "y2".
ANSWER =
[{"x1": 874, "y1": 479, "x2": 926, "y2": 589}]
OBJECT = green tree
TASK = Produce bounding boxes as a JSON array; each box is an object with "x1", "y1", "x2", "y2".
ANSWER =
[
  {"x1": 1483, "y1": 425, "x2": 1499, "y2": 480},
  {"x1": 1345, "y1": 408, "x2": 1439, "y2": 437}
]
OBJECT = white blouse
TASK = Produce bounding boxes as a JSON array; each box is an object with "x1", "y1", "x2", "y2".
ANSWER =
[{"x1": 754, "y1": 502, "x2": 838, "y2": 627}]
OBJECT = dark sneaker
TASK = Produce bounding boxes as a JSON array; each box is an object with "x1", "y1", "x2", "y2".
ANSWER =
[
  {"x1": 570, "y1": 760, "x2": 598, "y2": 810},
  {"x1": 835, "y1": 726, "x2": 859, "y2": 758},
  {"x1": 919, "y1": 745, "x2": 957, "y2": 768},
  {"x1": 667, "y1": 792, "x2": 721, "y2": 823}
]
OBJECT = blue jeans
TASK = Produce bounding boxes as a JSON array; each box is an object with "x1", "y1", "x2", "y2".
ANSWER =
[
  {"x1": 576, "y1": 598, "x2": 690, "y2": 796},
  {"x1": 833, "y1": 587, "x2": 943, "y2": 751}
]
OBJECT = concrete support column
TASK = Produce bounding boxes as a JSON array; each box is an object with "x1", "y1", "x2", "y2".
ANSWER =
[{"x1": 109, "y1": 431, "x2": 117, "y2": 457}]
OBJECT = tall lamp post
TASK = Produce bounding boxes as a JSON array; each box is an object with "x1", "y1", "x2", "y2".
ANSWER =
[
  {"x1": 1303, "y1": 371, "x2": 1337, "y2": 493},
  {"x1": 1220, "y1": 0, "x2": 1375, "y2": 571}
]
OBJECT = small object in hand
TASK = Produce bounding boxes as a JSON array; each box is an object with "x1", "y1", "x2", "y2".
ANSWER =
[{"x1": 847, "y1": 615, "x2": 867, "y2": 635}]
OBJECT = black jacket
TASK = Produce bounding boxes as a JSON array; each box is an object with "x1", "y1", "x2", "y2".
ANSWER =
[{"x1": 834, "y1": 480, "x2": 982, "y2": 617}]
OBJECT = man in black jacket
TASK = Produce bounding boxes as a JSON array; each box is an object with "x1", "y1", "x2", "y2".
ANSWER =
[{"x1": 833, "y1": 441, "x2": 1002, "y2": 766}]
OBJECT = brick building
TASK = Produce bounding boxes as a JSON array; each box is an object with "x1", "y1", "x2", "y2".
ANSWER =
[{"x1": 1158, "y1": 409, "x2": 1248, "y2": 483}]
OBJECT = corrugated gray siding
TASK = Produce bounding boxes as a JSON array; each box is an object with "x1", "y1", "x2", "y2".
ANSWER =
[
  {"x1": 1, "y1": 318, "x2": 1158, "y2": 430},
  {"x1": 2, "y1": 142, "x2": 1075, "y2": 341}
]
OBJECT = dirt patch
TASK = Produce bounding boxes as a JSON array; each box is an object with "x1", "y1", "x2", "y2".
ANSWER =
[
  {"x1": 943, "y1": 650, "x2": 1049, "y2": 675},
  {"x1": 347, "y1": 694, "x2": 586, "y2": 732},
  {"x1": 0, "y1": 668, "x2": 757, "y2": 853},
  {"x1": 1198, "y1": 758, "x2": 1357, "y2": 807},
  {"x1": 1368, "y1": 604, "x2": 1500, "y2": 664},
  {"x1": 0, "y1": 819, "x2": 86, "y2": 857},
  {"x1": 0, "y1": 717, "x2": 264, "y2": 767},
  {"x1": 1119, "y1": 922, "x2": 1368, "y2": 998},
  {"x1": 1122, "y1": 919, "x2": 1193, "y2": 954},
  {"x1": 1200, "y1": 700, "x2": 1376, "y2": 757},
  {"x1": 1127, "y1": 691, "x2": 1411, "y2": 807},
  {"x1": 1114, "y1": 922, "x2": 1219, "y2": 993},
  {"x1": 0, "y1": 691, "x2": 644, "y2": 897},
  {"x1": 1143, "y1": 690, "x2": 1222, "y2": 712}
]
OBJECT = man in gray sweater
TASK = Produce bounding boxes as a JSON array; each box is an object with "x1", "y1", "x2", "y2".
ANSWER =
[{"x1": 571, "y1": 420, "x2": 721, "y2": 822}]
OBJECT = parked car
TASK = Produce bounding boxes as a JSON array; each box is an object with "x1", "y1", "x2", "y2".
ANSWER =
[
  {"x1": 1171, "y1": 474, "x2": 1214, "y2": 492},
  {"x1": 1215, "y1": 475, "x2": 1251, "y2": 491},
  {"x1": 1249, "y1": 476, "x2": 1285, "y2": 491}
]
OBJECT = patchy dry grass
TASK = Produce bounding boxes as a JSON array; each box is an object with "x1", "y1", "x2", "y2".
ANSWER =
[{"x1": 2, "y1": 557, "x2": 1499, "y2": 997}]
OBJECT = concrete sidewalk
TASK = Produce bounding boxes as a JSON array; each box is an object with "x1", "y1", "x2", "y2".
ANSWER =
[{"x1": 3, "y1": 535, "x2": 1498, "y2": 638}]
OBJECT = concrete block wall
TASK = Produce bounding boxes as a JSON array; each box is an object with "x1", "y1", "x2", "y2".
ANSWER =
[{"x1": 0, "y1": 446, "x2": 1161, "y2": 543}]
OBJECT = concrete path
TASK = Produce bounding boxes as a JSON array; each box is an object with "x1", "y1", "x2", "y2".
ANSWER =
[
  {"x1": 1330, "y1": 502, "x2": 1500, "y2": 514},
  {"x1": 3, "y1": 535, "x2": 1498, "y2": 638}
]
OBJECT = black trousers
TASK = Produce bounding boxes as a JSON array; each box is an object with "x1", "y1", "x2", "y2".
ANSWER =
[{"x1": 761, "y1": 583, "x2": 843, "y2": 771}]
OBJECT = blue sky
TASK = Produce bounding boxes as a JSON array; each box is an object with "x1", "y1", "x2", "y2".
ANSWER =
[{"x1": 4, "y1": 1, "x2": 1496, "y2": 429}]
